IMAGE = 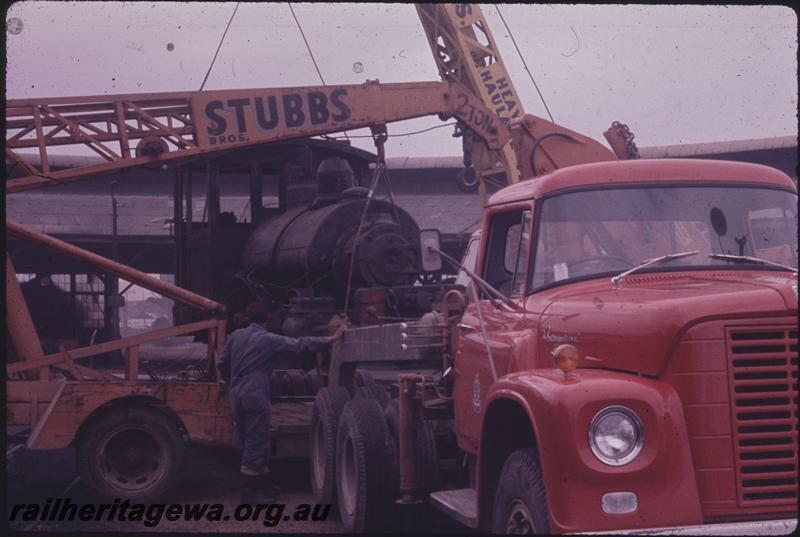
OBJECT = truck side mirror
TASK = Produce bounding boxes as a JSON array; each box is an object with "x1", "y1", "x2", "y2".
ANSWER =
[{"x1": 419, "y1": 229, "x2": 442, "y2": 272}]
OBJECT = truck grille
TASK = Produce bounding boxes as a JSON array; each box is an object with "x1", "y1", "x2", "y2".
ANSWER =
[{"x1": 727, "y1": 326, "x2": 798, "y2": 506}]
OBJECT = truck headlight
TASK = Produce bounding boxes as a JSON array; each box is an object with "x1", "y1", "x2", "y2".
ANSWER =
[{"x1": 588, "y1": 406, "x2": 644, "y2": 466}]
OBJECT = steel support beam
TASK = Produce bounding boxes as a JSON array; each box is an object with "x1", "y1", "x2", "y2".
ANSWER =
[
  {"x1": 6, "y1": 219, "x2": 223, "y2": 313},
  {"x1": 5, "y1": 254, "x2": 47, "y2": 380}
]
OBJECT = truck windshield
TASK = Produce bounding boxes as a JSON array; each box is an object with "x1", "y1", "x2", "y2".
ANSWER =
[{"x1": 529, "y1": 185, "x2": 798, "y2": 291}]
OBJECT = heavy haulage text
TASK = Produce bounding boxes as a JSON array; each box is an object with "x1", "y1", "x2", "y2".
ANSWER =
[{"x1": 9, "y1": 498, "x2": 331, "y2": 528}]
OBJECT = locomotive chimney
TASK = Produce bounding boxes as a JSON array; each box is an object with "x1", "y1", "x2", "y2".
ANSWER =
[{"x1": 314, "y1": 157, "x2": 354, "y2": 207}]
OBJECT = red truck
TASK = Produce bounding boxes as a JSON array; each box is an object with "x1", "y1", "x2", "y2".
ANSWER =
[{"x1": 327, "y1": 157, "x2": 797, "y2": 534}]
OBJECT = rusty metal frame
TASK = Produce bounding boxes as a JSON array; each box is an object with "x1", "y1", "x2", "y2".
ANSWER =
[
  {"x1": 6, "y1": 93, "x2": 196, "y2": 186},
  {"x1": 5, "y1": 219, "x2": 226, "y2": 382}
]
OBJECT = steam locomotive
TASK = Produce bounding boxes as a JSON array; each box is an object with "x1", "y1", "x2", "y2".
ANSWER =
[{"x1": 231, "y1": 157, "x2": 458, "y2": 339}]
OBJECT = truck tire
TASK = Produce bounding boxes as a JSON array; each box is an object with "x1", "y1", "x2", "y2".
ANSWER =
[
  {"x1": 490, "y1": 448, "x2": 550, "y2": 534},
  {"x1": 77, "y1": 405, "x2": 185, "y2": 502},
  {"x1": 336, "y1": 397, "x2": 394, "y2": 532},
  {"x1": 355, "y1": 383, "x2": 389, "y2": 409},
  {"x1": 383, "y1": 398, "x2": 440, "y2": 498},
  {"x1": 310, "y1": 386, "x2": 350, "y2": 506}
]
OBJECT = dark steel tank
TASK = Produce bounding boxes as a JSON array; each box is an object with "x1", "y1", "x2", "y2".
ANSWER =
[
  {"x1": 243, "y1": 196, "x2": 420, "y2": 299},
  {"x1": 242, "y1": 157, "x2": 421, "y2": 308}
]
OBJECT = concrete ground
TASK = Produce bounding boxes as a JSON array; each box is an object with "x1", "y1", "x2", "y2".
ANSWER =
[
  {"x1": 6, "y1": 441, "x2": 465, "y2": 533},
  {"x1": 8, "y1": 438, "x2": 796, "y2": 536},
  {"x1": 6, "y1": 445, "x2": 342, "y2": 533}
]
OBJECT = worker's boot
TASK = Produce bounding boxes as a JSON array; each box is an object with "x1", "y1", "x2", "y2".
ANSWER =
[
  {"x1": 258, "y1": 471, "x2": 278, "y2": 503},
  {"x1": 240, "y1": 473, "x2": 269, "y2": 503}
]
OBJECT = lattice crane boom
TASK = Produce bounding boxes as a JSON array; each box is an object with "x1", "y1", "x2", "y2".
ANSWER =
[
  {"x1": 416, "y1": 3, "x2": 524, "y2": 195},
  {"x1": 416, "y1": 3, "x2": 640, "y2": 200},
  {"x1": 6, "y1": 80, "x2": 510, "y2": 193}
]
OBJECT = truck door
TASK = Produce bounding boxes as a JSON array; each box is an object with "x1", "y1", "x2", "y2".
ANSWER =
[{"x1": 454, "y1": 206, "x2": 532, "y2": 452}]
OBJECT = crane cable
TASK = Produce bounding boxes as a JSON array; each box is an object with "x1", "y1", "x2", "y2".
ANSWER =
[
  {"x1": 328, "y1": 122, "x2": 457, "y2": 140},
  {"x1": 288, "y1": 3, "x2": 327, "y2": 85},
  {"x1": 288, "y1": 3, "x2": 350, "y2": 140},
  {"x1": 495, "y1": 5, "x2": 556, "y2": 124},
  {"x1": 199, "y1": 2, "x2": 241, "y2": 91}
]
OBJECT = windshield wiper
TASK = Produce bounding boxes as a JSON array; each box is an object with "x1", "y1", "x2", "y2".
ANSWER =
[
  {"x1": 709, "y1": 254, "x2": 798, "y2": 272},
  {"x1": 611, "y1": 251, "x2": 700, "y2": 285}
]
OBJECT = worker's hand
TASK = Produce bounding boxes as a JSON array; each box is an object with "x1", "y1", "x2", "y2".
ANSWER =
[
  {"x1": 328, "y1": 323, "x2": 346, "y2": 343},
  {"x1": 328, "y1": 313, "x2": 348, "y2": 327},
  {"x1": 327, "y1": 313, "x2": 348, "y2": 342}
]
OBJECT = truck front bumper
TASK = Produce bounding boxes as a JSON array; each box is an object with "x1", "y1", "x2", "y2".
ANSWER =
[{"x1": 577, "y1": 518, "x2": 797, "y2": 535}]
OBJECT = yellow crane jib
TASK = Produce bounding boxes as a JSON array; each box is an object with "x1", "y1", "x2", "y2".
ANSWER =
[
  {"x1": 416, "y1": 3, "x2": 524, "y2": 193},
  {"x1": 5, "y1": 80, "x2": 509, "y2": 193},
  {"x1": 190, "y1": 80, "x2": 510, "y2": 151}
]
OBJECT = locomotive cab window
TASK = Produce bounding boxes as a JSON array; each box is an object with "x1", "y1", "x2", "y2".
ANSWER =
[{"x1": 483, "y1": 209, "x2": 532, "y2": 297}]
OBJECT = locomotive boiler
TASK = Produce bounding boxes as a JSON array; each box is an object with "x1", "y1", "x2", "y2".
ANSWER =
[{"x1": 238, "y1": 158, "x2": 456, "y2": 338}]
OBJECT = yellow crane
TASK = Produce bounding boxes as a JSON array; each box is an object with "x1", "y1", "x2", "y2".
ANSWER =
[
  {"x1": 416, "y1": 3, "x2": 640, "y2": 202},
  {"x1": 416, "y1": 3, "x2": 523, "y2": 199}
]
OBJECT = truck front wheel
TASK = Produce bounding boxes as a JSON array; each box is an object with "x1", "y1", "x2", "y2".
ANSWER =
[
  {"x1": 77, "y1": 405, "x2": 185, "y2": 502},
  {"x1": 490, "y1": 449, "x2": 550, "y2": 534}
]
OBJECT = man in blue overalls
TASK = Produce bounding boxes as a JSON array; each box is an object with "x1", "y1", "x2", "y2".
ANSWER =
[{"x1": 218, "y1": 302, "x2": 345, "y2": 501}]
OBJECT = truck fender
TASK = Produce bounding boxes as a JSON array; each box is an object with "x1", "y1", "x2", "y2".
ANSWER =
[
  {"x1": 475, "y1": 380, "x2": 544, "y2": 530},
  {"x1": 73, "y1": 395, "x2": 188, "y2": 445},
  {"x1": 475, "y1": 369, "x2": 703, "y2": 533},
  {"x1": 27, "y1": 383, "x2": 189, "y2": 449}
]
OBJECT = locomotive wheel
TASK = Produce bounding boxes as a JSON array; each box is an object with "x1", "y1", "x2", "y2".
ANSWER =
[
  {"x1": 286, "y1": 370, "x2": 307, "y2": 396},
  {"x1": 77, "y1": 405, "x2": 185, "y2": 502},
  {"x1": 277, "y1": 371, "x2": 293, "y2": 395},
  {"x1": 310, "y1": 386, "x2": 350, "y2": 506},
  {"x1": 490, "y1": 449, "x2": 550, "y2": 534},
  {"x1": 354, "y1": 369, "x2": 375, "y2": 387},
  {"x1": 305, "y1": 369, "x2": 325, "y2": 395},
  {"x1": 355, "y1": 384, "x2": 389, "y2": 409},
  {"x1": 383, "y1": 398, "x2": 439, "y2": 498},
  {"x1": 269, "y1": 372, "x2": 282, "y2": 396},
  {"x1": 336, "y1": 397, "x2": 394, "y2": 532}
]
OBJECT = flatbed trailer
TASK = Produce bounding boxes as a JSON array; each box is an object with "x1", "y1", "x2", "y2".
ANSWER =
[{"x1": 5, "y1": 216, "x2": 447, "y2": 502}]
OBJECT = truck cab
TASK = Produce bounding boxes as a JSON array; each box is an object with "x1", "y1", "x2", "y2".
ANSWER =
[{"x1": 452, "y1": 158, "x2": 797, "y2": 533}]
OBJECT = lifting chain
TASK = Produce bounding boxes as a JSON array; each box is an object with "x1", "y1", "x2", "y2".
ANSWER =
[{"x1": 611, "y1": 121, "x2": 640, "y2": 159}]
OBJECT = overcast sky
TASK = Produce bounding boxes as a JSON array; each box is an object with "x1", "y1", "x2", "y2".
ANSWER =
[{"x1": 6, "y1": 2, "x2": 798, "y2": 159}]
